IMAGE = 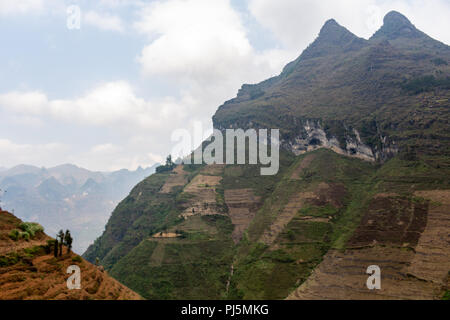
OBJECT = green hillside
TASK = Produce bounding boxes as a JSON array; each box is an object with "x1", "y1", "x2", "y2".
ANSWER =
[{"x1": 83, "y1": 12, "x2": 450, "y2": 300}]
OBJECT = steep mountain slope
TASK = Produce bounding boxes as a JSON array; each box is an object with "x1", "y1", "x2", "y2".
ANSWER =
[
  {"x1": 213, "y1": 11, "x2": 450, "y2": 163},
  {"x1": 0, "y1": 210, "x2": 141, "y2": 300},
  {"x1": 0, "y1": 164, "x2": 158, "y2": 253},
  {"x1": 84, "y1": 12, "x2": 449, "y2": 300}
]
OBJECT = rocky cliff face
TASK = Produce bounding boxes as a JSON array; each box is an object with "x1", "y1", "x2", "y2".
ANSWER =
[{"x1": 282, "y1": 119, "x2": 392, "y2": 162}]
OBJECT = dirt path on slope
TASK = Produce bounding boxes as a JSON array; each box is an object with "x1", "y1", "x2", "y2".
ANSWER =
[
  {"x1": 224, "y1": 189, "x2": 261, "y2": 243},
  {"x1": 291, "y1": 154, "x2": 316, "y2": 180},
  {"x1": 159, "y1": 165, "x2": 188, "y2": 193},
  {"x1": 149, "y1": 242, "x2": 165, "y2": 267},
  {"x1": 259, "y1": 192, "x2": 316, "y2": 245}
]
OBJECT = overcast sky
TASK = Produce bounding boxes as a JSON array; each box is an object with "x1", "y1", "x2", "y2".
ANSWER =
[{"x1": 0, "y1": 0, "x2": 449, "y2": 171}]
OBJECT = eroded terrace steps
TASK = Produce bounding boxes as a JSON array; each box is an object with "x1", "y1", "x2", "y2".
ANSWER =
[
  {"x1": 180, "y1": 165, "x2": 225, "y2": 219},
  {"x1": 224, "y1": 189, "x2": 261, "y2": 243},
  {"x1": 159, "y1": 165, "x2": 188, "y2": 194},
  {"x1": 287, "y1": 191, "x2": 450, "y2": 300}
]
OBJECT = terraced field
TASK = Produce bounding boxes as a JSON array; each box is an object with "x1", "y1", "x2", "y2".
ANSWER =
[{"x1": 288, "y1": 191, "x2": 450, "y2": 300}]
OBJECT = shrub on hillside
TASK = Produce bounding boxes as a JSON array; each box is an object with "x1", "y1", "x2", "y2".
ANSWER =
[
  {"x1": 402, "y1": 75, "x2": 450, "y2": 94},
  {"x1": 72, "y1": 256, "x2": 83, "y2": 263},
  {"x1": 19, "y1": 222, "x2": 44, "y2": 238},
  {"x1": 8, "y1": 229, "x2": 19, "y2": 241},
  {"x1": 8, "y1": 222, "x2": 44, "y2": 241}
]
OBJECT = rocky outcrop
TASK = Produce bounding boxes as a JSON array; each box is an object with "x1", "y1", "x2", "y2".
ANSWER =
[
  {"x1": 282, "y1": 120, "x2": 397, "y2": 162},
  {"x1": 215, "y1": 118, "x2": 397, "y2": 163}
]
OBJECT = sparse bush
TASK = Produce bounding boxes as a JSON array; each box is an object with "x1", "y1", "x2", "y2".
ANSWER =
[
  {"x1": 20, "y1": 231, "x2": 30, "y2": 241},
  {"x1": 431, "y1": 58, "x2": 448, "y2": 66},
  {"x1": 287, "y1": 230, "x2": 295, "y2": 241},
  {"x1": 402, "y1": 75, "x2": 450, "y2": 94},
  {"x1": 19, "y1": 222, "x2": 44, "y2": 238},
  {"x1": 156, "y1": 155, "x2": 176, "y2": 173},
  {"x1": 72, "y1": 256, "x2": 82, "y2": 263},
  {"x1": 8, "y1": 229, "x2": 19, "y2": 241}
]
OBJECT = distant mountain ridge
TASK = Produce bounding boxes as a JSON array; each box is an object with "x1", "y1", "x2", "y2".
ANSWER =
[{"x1": 0, "y1": 163, "x2": 159, "y2": 253}]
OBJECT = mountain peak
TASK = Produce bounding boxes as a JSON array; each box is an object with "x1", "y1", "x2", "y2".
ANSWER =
[
  {"x1": 371, "y1": 11, "x2": 423, "y2": 40},
  {"x1": 318, "y1": 18, "x2": 354, "y2": 40},
  {"x1": 299, "y1": 18, "x2": 365, "y2": 60},
  {"x1": 320, "y1": 19, "x2": 340, "y2": 33},
  {"x1": 384, "y1": 10, "x2": 412, "y2": 25}
]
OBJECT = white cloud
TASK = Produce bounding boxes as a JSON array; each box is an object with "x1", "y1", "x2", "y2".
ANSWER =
[
  {"x1": 0, "y1": 0, "x2": 44, "y2": 15},
  {"x1": 135, "y1": 0, "x2": 294, "y2": 86},
  {"x1": 133, "y1": 0, "x2": 297, "y2": 157},
  {"x1": 0, "y1": 0, "x2": 63, "y2": 16},
  {"x1": 0, "y1": 139, "x2": 68, "y2": 168},
  {"x1": 2, "y1": 0, "x2": 448, "y2": 172},
  {"x1": 0, "y1": 81, "x2": 187, "y2": 131},
  {"x1": 99, "y1": 0, "x2": 144, "y2": 7},
  {"x1": 72, "y1": 141, "x2": 165, "y2": 171},
  {"x1": 84, "y1": 10, "x2": 125, "y2": 32},
  {"x1": 248, "y1": 0, "x2": 450, "y2": 53},
  {"x1": 0, "y1": 82, "x2": 213, "y2": 170}
]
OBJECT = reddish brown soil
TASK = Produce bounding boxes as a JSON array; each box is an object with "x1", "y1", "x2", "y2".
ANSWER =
[
  {"x1": 0, "y1": 210, "x2": 141, "y2": 300},
  {"x1": 287, "y1": 191, "x2": 450, "y2": 300},
  {"x1": 348, "y1": 195, "x2": 427, "y2": 248},
  {"x1": 306, "y1": 182, "x2": 347, "y2": 208}
]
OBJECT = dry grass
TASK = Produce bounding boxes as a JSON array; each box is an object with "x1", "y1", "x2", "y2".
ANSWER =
[{"x1": 0, "y1": 210, "x2": 141, "y2": 300}]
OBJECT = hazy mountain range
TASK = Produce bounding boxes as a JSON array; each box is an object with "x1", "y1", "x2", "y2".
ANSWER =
[{"x1": 0, "y1": 163, "x2": 158, "y2": 253}]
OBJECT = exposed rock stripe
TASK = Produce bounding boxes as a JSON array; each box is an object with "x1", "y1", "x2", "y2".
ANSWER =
[
  {"x1": 291, "y1": 154, "x2": 316, "y2": 180},
  {"x1": 259, "y1": 192, "x2": 315, "y2": 245}
]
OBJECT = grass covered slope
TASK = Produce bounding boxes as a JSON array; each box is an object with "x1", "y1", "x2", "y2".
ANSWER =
[
  {"x1": 83, "y1": 146, "x2": 449, "y2": 300},
  {"x1": 227, "y1": 149, "x2": 378, "y2": 299},
  {"x1": 0, "y1": 210, "x2": 141, "y2": 300},
  {"x1": 83, "y1": 11, "x2": 449, "y2": 300}
]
